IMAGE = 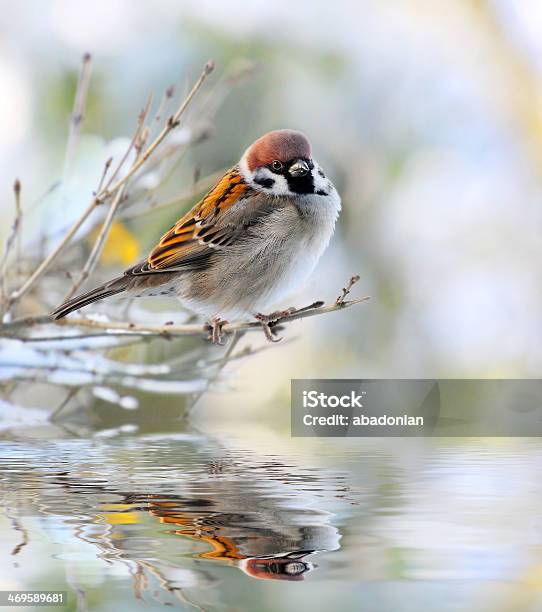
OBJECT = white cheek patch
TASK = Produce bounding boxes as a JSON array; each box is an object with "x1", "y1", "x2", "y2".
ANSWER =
[
  {"x1": 239, "y1": 153, "x2": 334, "y2": 197},
  {"x1": 238, "y1": 155, "x2": 293, "y2": 196},
  {"x1": 312, "y1": 161, "x2": 332, "y2": 196},
  {"x1": 252, "y1": 167, "x2": 291, "y2": 196}
]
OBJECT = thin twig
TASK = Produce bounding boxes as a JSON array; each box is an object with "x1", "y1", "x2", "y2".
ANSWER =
[
  {"x1": 62, "y1": 184, "x2": 127, "y2": 302},
  {"x1": 9, "y1": 332, "x2": 153, "y2": 344},
  {"x1": 153, "y1": 84, "x2": 175, "y2": 124},
  {"x1": 63, "y1": 53, "x2": 92, "y2": 179},
  {"x1": 8, "y1": 200, "x2": 96, "y2": 304},
  {"x1": 95, "y1": 157, "x2": 113, "y2": 194},
  {"x1": 96, "y1": 60, "x2": 215, "y2": 203},
  {"x1": 122, "y1": 126, "x2": 211, "y2": 212},
  {"x1": 0, "y1": 179, "x2": 23, "y2": 313},
  {"x1": 0, "y1": 314, "x2": 62, "y2": 332},
  {"x1": 63, "y1": 99, "x2": 153, "y2": 302},
  {"x1": 14, "y1": 179, "x2": 22, "y2": 277},
  {"x1": 336, "y1": 274, "x2": 361, "y2": 305},
  {"x1": 7, "y1": 60, "x2": 214, "y2": 308},
  {"x1": 185, "y1": 331, "x2": 244, "y2": 417},
  {"x1": 50, "y1": 387, "x2": 79, "y2": 422},
  {"x1": 13, "y1": 108, "x2": 145, "y2": 303},
  {"x1": 102, "y1": 94, "x2": 153, "y2": 191},
  {"x1": 9, "y1": 333, "x2": 134, "y2": 343},
  {"x1": 120, "y1": 168, "x2": 226, "y2": 221}
]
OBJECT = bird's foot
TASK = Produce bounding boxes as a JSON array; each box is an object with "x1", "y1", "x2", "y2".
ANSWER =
[
  {"x1": 205, "y1": 317, "x2": 229, "y2": 345},
  {"x1": 254, "y1": 302, "x2": 325, "y2": 342},
  {"x1": 254, "y1": 308, "x2": 296, "y2": 342}
]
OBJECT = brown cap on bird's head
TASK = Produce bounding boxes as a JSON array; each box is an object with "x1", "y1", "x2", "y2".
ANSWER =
[{"x1": 245, "y1": 129, "x2": 312, "y2": 171}]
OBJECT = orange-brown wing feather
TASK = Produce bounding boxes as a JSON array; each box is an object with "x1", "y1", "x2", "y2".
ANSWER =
[{"x1": 144, "y1": 168, "x2": 251, "y2": 272}]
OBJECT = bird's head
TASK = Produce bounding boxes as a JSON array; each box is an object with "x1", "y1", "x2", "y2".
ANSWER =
[
  {"x1": 239, "y1": 554, "x2": 314, "y2": 581},
  {"x1": 239, "y1": 129, "x2": 329, "y2": 197}
]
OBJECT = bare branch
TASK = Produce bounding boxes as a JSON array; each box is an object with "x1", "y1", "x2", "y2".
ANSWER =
[
  {"x1": 8, "y1": 198, "x2": 96, "y2": 304},
  {"x1": 336, "y1": 274, "x2": 361, "y2": 305},
  {"x1": 0, "y1": 281, "x2": 369, "y2": 342},
  {"x1": 185, "y1": 330, "x2": 245, "y2": 416},
  {"x1": 0, "y1": 314, "x2": 58, "y2": 332},
  {"x1": 62, "y1": 97, "x2": 153, "y2": 302},
  {"x1": 95, "y1": 157, "x2": 113, "y2": 194},
  {"x1": 0, "y1": 179, "x2": 23, "y2": 314},
  {"x1": 63, "y1": 52, "x2": 92, "y2": 179},
  {"x1": 96, "y1": 59, "x2": 215, "y2": 203},
  {"x1": 64, "y1": 297, "x2": 367, "y2": 337},
  {"x1": 120, "y1": 167, "x2": 227, "y2": 221},
  {"x1": 152, "y1": 84, "x2": 175, "y2": 124},
  {"x1": 14, "y1": 179, "x2": 22, "y2": 277},
  {"x1": 102, "y1": 94, "x2": 153, "y2": 190},
  {"x1": 7, "y1": 60, "x2": 215, "y2": 308},
  {"x1": 50, "y1": 387, "x2": 80, "y2": 422},
  {"x1": 62, "y1": 184, "x2": 126, "y2": 302}
]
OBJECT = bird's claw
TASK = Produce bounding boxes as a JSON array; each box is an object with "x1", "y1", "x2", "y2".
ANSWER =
[
  {"x1": 205, "y1": 317, "x2": 228, "y2": 345},
  {"x1": 254, "y1": 308, "x2": 296, "y2": 343}
]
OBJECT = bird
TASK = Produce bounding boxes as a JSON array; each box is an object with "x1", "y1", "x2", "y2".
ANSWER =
[{"x1": 51, "y1": 129, "x2": 341, "y2": 343}]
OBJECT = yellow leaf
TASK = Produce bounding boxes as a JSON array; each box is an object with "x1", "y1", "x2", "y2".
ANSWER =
[{"x1": 89, "y1": 221, "x2": 140, "y2": 266}]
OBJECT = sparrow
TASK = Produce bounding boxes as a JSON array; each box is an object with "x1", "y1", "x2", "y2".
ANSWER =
[{"x1": 52, "y1": 129, "x2": 341, "y2": 342}]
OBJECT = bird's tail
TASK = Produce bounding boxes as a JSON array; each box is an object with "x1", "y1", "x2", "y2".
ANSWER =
[{"x1": 51, "y1": 276, "x2": 129, "y2": 320}]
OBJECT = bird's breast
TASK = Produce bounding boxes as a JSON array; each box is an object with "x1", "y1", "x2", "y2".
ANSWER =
[{"x1": 177, "y1": 188, "x2": 341, "y2": 319}]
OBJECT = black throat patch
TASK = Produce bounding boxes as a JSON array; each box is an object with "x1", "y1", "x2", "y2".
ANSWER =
[
  {"x1": 284, "y1": 158, "x2": 315, "y2": 194},
  {"x1": 285, "y1": 171, "x2": 315, "y2": 194}
]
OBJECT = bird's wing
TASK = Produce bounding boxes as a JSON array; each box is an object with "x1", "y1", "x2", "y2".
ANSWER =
[{"x1": 126, "y1": 167, "x2": 273, "y2": 275}]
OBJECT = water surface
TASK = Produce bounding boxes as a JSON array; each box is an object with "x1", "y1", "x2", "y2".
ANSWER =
[{"x1": 1, "y1": 434, "x2": 541, "y2": 611}]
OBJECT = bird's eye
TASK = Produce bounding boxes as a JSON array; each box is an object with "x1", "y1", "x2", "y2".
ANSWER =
[{"x1": 271, "y1": 160, "x2": 283, "y2": 172}]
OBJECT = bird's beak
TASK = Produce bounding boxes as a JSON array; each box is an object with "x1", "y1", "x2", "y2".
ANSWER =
[{"x1": 289, "y1": 159, "x2": 310, "y2": 177}]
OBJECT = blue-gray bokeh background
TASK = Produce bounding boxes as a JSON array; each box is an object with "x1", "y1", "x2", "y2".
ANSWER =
[
  {"x1": 1, "y1": 1, "x2": 541, "y2": 419},
  {"x1": 2, "y1": 4, "x2": 542, "y2": 612}
]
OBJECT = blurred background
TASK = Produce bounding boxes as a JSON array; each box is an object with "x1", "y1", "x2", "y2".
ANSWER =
[
  {"x1": 2, "y1": 1, "x2": 542, "y2": 410},
  {"x1": 2, "y1": 2, "x2": 542, "y2": 611},
  {"x1": 1, "y1": 0, "x2": 542, "y2": 424}
]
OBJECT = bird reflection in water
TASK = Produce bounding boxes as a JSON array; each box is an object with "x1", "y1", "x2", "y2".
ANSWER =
[
  {"x1": 1, "y1": 444, "x2": 350, "y2": 605},
  {"x1": 115, "y1": 492, "x2": 341, "y2": 582}
]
